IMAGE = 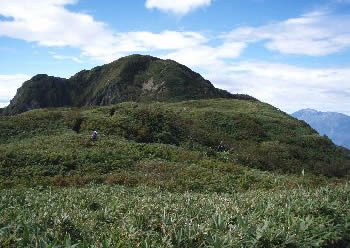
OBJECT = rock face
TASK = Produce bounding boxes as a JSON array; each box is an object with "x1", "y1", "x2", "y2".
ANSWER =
[
  {"x1": 5, "y1": 75, "x2": 71, "y2": 114},
  {"x1": 292, "y1": 109, "x2": 350, "y2": 149},
  {"x1": 3, "y1": 55, "x2": 255, "y2": 115}
]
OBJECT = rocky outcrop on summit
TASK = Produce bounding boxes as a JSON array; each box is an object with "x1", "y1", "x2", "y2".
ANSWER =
[
  {"x1": 3, "y1": 55, "x2": 255, "y2": 115},
  {"x1": 4, "y1": 74, "x2": 71, "y2": 115}
]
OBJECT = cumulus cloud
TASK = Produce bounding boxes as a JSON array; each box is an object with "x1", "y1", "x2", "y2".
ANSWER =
[
  {"x1": 145, "y1": 0, "x2": 213, "y2": 15},
  {"x1": 0, "y1": 0, "x2": 209, "y2": 62},
  {"x1": 49, "y1": 51, "x2": 83, "y2": 63},
  {"x1": 0, "y1": 74, "x2": 31, "y2": 107},
  {"x1": 225, "y1": 11, "x2": 350, "y2": 56}
]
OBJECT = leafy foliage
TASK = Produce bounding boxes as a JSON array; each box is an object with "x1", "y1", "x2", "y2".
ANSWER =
[{"x1": 1, "y1": 184, "x2": 350, "y2": 247}]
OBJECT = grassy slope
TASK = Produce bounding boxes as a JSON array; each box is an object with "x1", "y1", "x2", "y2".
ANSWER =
[{"x1": 1, "y1": 99, "x2": 350, "y2": 247}]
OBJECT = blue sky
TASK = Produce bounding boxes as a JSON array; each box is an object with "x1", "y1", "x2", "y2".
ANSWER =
[{"x1": 1, "y1": 0, "x2": 350, "y2": 114}]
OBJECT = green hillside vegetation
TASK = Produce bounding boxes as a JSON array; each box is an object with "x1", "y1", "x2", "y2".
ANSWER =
[
  {"x1": 1, "y1": 99, "x2": 349, "y2": 190},
  {"x1": 1, "y1": 55, "x2": 350, "y2": 247}
]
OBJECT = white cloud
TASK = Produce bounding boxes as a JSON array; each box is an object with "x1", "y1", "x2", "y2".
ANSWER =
[
  {"x1": 2, "y1": 1, "x2": 349, "y2": 62},
  {"x1": 0, "y1": 0, "x2": 118, "y2": 61},
  {"x1": 0, "y1": 0, "x2": 208, "y2": 62},
  {"x1": 225, "y1": 11, "x2": 350, "y2": 56},
  {"x1": 145, "y1": 0, "x2": 213, "y2": 15},
  {"x1": 163, "y1": 42, "x2": 246, "y2": 69},
  {"x1": 204, "y1": 62, "x2": 350, "y2": 115},
  {"x1": 49, "y1": 51, "x2": 83, "y2": 63},
  {"x1": 126, "y1": 31, "x2": 207, "y2": 50},
  {"x1": 52, "y1": 55, "x2": 83, "y2": 63},
  {"x1": 0, "y1": 74, "x2": 31, "y2": 107}
]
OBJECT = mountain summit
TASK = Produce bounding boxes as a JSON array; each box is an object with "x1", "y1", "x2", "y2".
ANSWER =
[{"x1": 3, "y1": 55, "x2": 254, "y2": 115}]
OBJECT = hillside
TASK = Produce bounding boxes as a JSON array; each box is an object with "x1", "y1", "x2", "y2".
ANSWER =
[
  {"x1": 2, "y1": 55, "x2": 254, "y2": 115},
  {"x1": 2, "y1": 98, "x2": 350, "y2": 246},
  {"x1": 292, "y1": 109, "x2": 350, "y2": 149},
  {"x1": 1, "y1": 99, "x2": 349, "y2": 190}
]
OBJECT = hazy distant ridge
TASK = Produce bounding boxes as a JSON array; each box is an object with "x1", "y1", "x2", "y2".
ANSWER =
[{"x1": 292, "y1": 108, "x2": 350, "y2": 149}]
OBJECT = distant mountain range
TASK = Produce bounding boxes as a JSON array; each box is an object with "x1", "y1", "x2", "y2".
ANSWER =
[{"x1": 292, "y1": 109, "x2": 350, "y2": 149}]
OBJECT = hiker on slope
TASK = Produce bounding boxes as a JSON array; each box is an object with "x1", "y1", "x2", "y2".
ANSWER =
[{"x1": 91, "y1": 130, "x2": 98, "y2": 141}]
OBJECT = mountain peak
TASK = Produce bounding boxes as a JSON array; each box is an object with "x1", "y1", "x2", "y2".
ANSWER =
[
  {"x1": 295, "y1": 108, "x2": 319, "y2": 114},
  {"x1": 3, "y1": 55, "x2": 256, "y2": 115},
  {"x1": 302, "y1": 108, "x2": 318, "y2": 112}
]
